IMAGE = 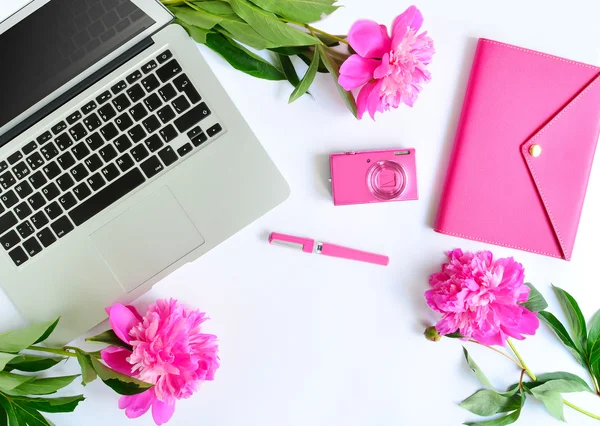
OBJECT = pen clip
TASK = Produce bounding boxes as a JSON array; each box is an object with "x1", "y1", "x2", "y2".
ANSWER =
[{"x1": 269, "y1": 233, "x2": 315, "y2": 253}]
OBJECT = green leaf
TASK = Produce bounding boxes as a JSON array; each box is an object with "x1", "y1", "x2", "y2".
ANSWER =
[
  {"x1": 228, "y1": 0, "x2": 319, "y2": 47},
  {"x1": 6, "y1": 356, "x2": 63, "y2": 373},
  {"x1": 530, "y1": 377, "x2": 593, "y2": 421},
  {"x1": 176, "y1": 19, "x2": 211, "y2": 44},
  {"x1": 269, "y1": 46, "x2": 307, "y2": 56},
  {"x1": 445, "y1": 332, "x2": 466, "y2": 339},
  {"x1": 7, "y1": 375, "x2": 79, "y2": 396},
  {"x1": 86, "y1": 330, "x2": 133, "y2": 351},
  {"x1": 464, "y1": 409, "x2": 522, "y2": 426},
  {"x1": 191, "y1": 1, "x2": 237, "y2": 17},
  {"x1": 216, "y1": 20, "x2": 274, "y2": 50},
  {"x1": 246, "y1": 0, "x2": 339, "y2": 23},
  {"x1": 12, "y1": 395, "x2": 85, "y2": 413},
  {"x1": 0, "y1": 354, "x2": 18, "y2": 372},
  {"x1": 588, "y1": 309, "x2": 600, "y2": 344},
  {"x1": 74, "y1": 351, "x2": 97, "y2": 386},
  {"x1": 0, "y1": 319, "x2": 60, "y2": 353},
  {"x1": 317, "y1": 44, "x2": 357, "y2": 117},
  {"x1": 532, "y1": 391, "x2": 565, "y2": 421},
  {"x1": 298, "y1": 51, "x2": 328, "y2": 73},
  {"x1": 538, "y1": 311, "x2": 586, "y2": 365},
  {"x1": 462, "y1": 347, "x2": 494, "y2": 389},
  {"x1": 205, "y1": 32, "x2": 285, "y2": 80},
  {"x1": 460, "y1": 390, "x2": 522, "y2": 416},
  {"x1": 289, "y1": 46, "x2": 319, "y2": 102},
  {"x1": 552, "y1": 285, "x2": 587, "y2": 352},
  {"x1": 0, "y1": 372, "x2": 36, "y2": 393},
  {"x1": 520, "y1": 283, "x2": 548, "y2": 312},
  {"x1": 277, "y1": 54, "x2": 300, "y2": 88},
  {"x1": 0, "y1": 396, "x2": 18, "y2": 426},
  {"x1": 0, "y1": 403, "x2": 6, "y2": 426},
  {"x1": 90, "y1": 357, "x2": 152, "y2": 396},
  {"x1": 169, "y1": 6, "x2": 223, "y2": 29},
  {"x1": 525, "y1": 372, "x2": 593, "y2": 392},
  {"x1": 12, "y1": 403, "x2": 53, "y2": 426}
]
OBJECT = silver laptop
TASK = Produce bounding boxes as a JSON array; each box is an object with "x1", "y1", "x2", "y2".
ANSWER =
[{"x1": 0, "y1": 0, "x2": 289, "y2": 344}]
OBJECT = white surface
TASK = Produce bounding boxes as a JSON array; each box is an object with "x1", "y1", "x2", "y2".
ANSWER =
[{"x1": 2, "y1": 1, "x2": 600, "y2": 425}]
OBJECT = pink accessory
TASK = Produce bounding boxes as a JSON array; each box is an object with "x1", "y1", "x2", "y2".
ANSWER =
[
  {"x1": 269, "y1": 232, "x2": 389, "y2": 266},
  {"x1": 435, "y1": 38, "x2": 600, "y2": 260},
  {"x1": 330, "y1": 148, "x2": 418, "y2": 206}
]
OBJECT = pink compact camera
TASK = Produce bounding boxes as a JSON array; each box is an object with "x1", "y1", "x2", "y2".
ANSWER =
[{"x1": 330, "y1": 148, "x2": 418, "y2": 206}]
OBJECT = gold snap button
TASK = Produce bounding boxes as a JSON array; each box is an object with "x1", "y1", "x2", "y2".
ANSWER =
[{"x1": 529, "y1": 144, "x2": 542, "y2": 157}]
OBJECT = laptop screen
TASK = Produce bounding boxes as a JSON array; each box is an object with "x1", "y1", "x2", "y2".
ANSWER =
[{"x1": 0, "y1": 0, "x2": 155, "y2": 130}]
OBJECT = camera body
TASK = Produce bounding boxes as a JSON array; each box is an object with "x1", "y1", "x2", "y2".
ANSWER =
[{"x1": 330, "y1": 148, "x2": 418, "y2": 206}]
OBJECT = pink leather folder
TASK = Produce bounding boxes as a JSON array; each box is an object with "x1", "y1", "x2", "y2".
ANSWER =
[{"x1": 435, "y1": 38, "x2": 600, "y2": 260}]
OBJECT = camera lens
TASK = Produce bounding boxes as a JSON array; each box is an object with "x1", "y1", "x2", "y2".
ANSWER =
[{"x1": 366, "y1": 161, "x2": 407, "y2": 200}]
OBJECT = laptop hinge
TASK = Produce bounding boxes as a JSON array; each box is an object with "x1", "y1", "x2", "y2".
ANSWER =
[{"x1": 0, "y1": 37, "x2": 155, "y2": 147}]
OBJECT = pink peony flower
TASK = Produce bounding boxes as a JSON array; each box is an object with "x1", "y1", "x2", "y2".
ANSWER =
[
  {"x1": 425, "y1": 249, "x2": 539, "y2": 346},
  {"x1": 102, "y1": 300, "x2": 219, "y2": 425},
  {"x1": 339, "y1": 6, "x2": 435, "y2": 120}
]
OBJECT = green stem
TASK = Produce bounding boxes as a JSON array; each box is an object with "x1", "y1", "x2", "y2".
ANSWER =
[
  {"x1": 26, "y1": 346, "x2": 76, "y2": 358},
  {"x1": 467, "y1": 340, "x2": 524, "y2": 369},
  {"x1": 507, "y1": 339, "x2": 537, "y2": 381},
  {"x1": 564, "y1": 400, "x2": 600, "y2": 421}
]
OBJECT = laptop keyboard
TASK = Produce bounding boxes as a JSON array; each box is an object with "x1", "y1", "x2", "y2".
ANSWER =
[{"x1": 0, "y1": 49, "x2": 223, "y2": 267}]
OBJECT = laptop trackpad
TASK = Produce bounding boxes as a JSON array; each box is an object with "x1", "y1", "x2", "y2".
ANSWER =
[{"x1": 90, "y1": 186, "x2": 205, "y2": 292}]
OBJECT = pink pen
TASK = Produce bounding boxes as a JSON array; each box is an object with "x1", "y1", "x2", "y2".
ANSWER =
[{"x1": 269, "y1": 232, "x2": 389, "y2": 266}]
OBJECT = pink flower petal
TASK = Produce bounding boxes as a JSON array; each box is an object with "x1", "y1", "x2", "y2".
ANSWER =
[
  {"x1": 348, "y1": 20, "x2": 391, "y2": 59},
  {"x1": 366, "y1": 79, "x2": 384, "y2": 120},
  {"x1": 101, "y1": 346, "x2": 134, "y2": 376},
  {"x1": 338, "y1": 55, "x2": 380, "y2": 91},
  {"x1": 152, "y1": 400, "x2": 176, "y2": 425},
  {"x1": 373, "y1": 53, "x2": 391, "y2": 79},
  {"x1": 119, "y1": 391, "x2": 153, "y2": 419},
  {"x1": 356, "y1": 81, "x2": 377, "y2": 119},
  {"x1": 108, "y1": 303, "x2": 141, "y2": 344},
  {"x1": 391, "y1": 6, "x2": 424, "y2": 47}
]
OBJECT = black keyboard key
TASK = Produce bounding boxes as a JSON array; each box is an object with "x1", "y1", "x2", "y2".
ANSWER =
[
  {"x1": 82, "y1": 101, "x2": 97, "y2": 115},
  {"x1": 142, "y1": 115, "x2": 161, "y2": 134},
  {"x1": 70, "y1": 169, "x2": 145, "y2": 226},
  {"x1": 172, "y1": 95, "x2": 190, "y2": 114},
  {"x1": 27, "y1": 193, "x2": 46, "y2": 211},
  {"x1": 1, "y1": 190, "x2": 18, "y2": 208},
  {"x1": 8, "y1": 246, "x2": 27, "y2": 266},
  {"x1": 41, "y1": 143, "x2": 59, "y2": 160},
  {"x1": 144, "y1": 135, "x2": 163, "y2": 153},
  {"x1": 159, "y1": 124, "x2": 178, "y2": 143},
  {"x1": 99, "y1": 145, "x2": 118, "y2": 163},
  {"x1": 0, "y1": 211, "x2": 18, "y2": 235},
  {"x1": 85, "y1": 133, "x2": 104, "y2": 150},
  {"x1": 58, "y1": 192, "x2": 77, "y2": 210},
  {"x1": 12, "y1": 162, "x2": 30, "y2": 180},
  {"x1": 140, "y1": 156, "x2": 164, "y2": 178},
  {"x1": 187, "y1": 126, "x2": 202, "y2": 140},
  {"x1": 207, "y1": 123, "x2": 222, "y2": 137},
  {"x1": 72, "y1": 142, "x2": 90, "y2": 161},
  {"x1": 129, "y1": 104, "x2": 148, "y2": 121},
  {"x1": 73, "y1": 183, "x2": 92, "y2": 201},
  {"x1": 128, "y1": 125, "x2": 146, "y2": 143},
  {"x1": 57, "y1": 152, "x2": 76, "y2": 170},
  {"x1": 43, "y1": 162, "x2": 61, "y2": 180},
  {"x1": 114, "y1": 135, "x2": 133, "y2": 153},
  {"x1": 126, "y1": 70, "x2": 142, "y2": 85},
  {"x1": 144, "y1": 94, "x2": 162, "y2": 112},
  {"x1": 55, "y1": 133, "x2": 73, "y2": 151},
  {"x1": 98, "y1": 104, "x2": 117, "y2": 122},
  {"x1": 116, "y1": 154, "x2": 134, "y2": 172},
  {"x1": 15, "y1": 181, "x2": 33, "y2": 199},
  {"x1": 69, "y1": 123, "x2": 88, "y2": 141},
  {"x1": 56, "y1": 173, "x2": 75, "y2": 191},
  {"x1": 0, "y1": 171, "x2": 16, "y2": 189},
  {"x1": 158, "y1": 146, "x2": 178, "y2": 167},
  {"x1": 84, "y1": 154, "x2": 103, "y2": 172},
  {"x1": 174, "y1": 103, "x2": 211, "y2": 133},
  {"x1": 111, "y1": 80, "x2": 127, "y2": 94},
  {"x1": 14, "y1": 202, "x2": 32, "y2": 220},
  {"x1": 177, "y1": 143, "x2": 193, "y2": 157},
  {"x1": 131, "y1": 144, "x2": 149, "y2": 162},
  {"x1": 87, "y1": 173, "x2": 106, "y2": 191},
  {"x1": 37, "y1": 227, "x2": 56, "y2": 247},
  {"x1": 23, "y1": 237, "x2": 42, "y2": 257},
  {"x1": 157, "y1": 105, "x2": 176, "y2": 124},
  {"x1": 96, "y1": 91, "x2": 112, "y2": 104},
  {"x1": 0, "y1": 161, "x2": 7, "y2": 172},
  {"x1": 100, "y1": 123, "x2": 119, "y2": 141},
  {"x1": 51, "y1": 121, "x2": 67, "y2": 135},
  {"x1": 192, "y1": 132, "x2": 208, "y2": 147},
  {"x1": 115, "y1": 113, "x2": 134, "y2": 131},
  {"x1": 83, "y1": 113, "x2": 102, "y2": 131},
  {"x1": 1, "y1": 230, "x2": 20, "y2": 250},
  {"x1": 158, "y1": 84, "x2": 177, "y2": 102},
  {"x1": 7, "y1": 152, "x2": 23, "y2": 165},
  {"x1": 142, "y1": 74, "x2": 160, "y2": 93},
  {"x1": 173, "y1": 74, "x2": 201, "y2": 103},
  {"x1": 37, "y1": 131, "x2": 53, "y2": 144},
  {"x1": 41, "y1": 183, "x2": 60, "y2": 201},
  {"x1": 127, "y1": 84, "x2": 145, "y2": 103},
  {"x1": 45, "y1": 202, "x2": 62, "y2": 220},
  {"x1": 17, "y1": 221, "x2": 34, "y2": 239},
  {"x1": 51, "y1": 216, "x2": 74, "y2": 238},
  {"x1": 71, "y1": 164, "x2": 89, "y2": 182},
  {"x1": 28, "y1": 171, "x2": 47, "y2": 190},
  {"x1": 67, "y1": 111, "x2": 82, "y2": 125},
  {"x1": 22, "y1": 141, "x2": 37, "y2": 155},
  {"x1": 142, "y1": 60, "x2": 157, "y2": 74},
  {"x1": 112, "y1": 94, "x2": 131, "y2": 112},
  {"x1": 26, "y1": 153, "x2": 44, "y2": 171},
  {"x1": 156, "y1": 59, "x2": 182, "y2": 82},
  {"x1": 157, "y1": 50, "x2": 172, "y2": 64},
  {"x1": 101, "y1": 164, "x2": 120, "y2": 182}
]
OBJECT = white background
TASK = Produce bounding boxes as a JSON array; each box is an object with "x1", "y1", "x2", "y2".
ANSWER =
[{"x1": 2, "y1": 0, "x2": 600, "y2": 425}]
